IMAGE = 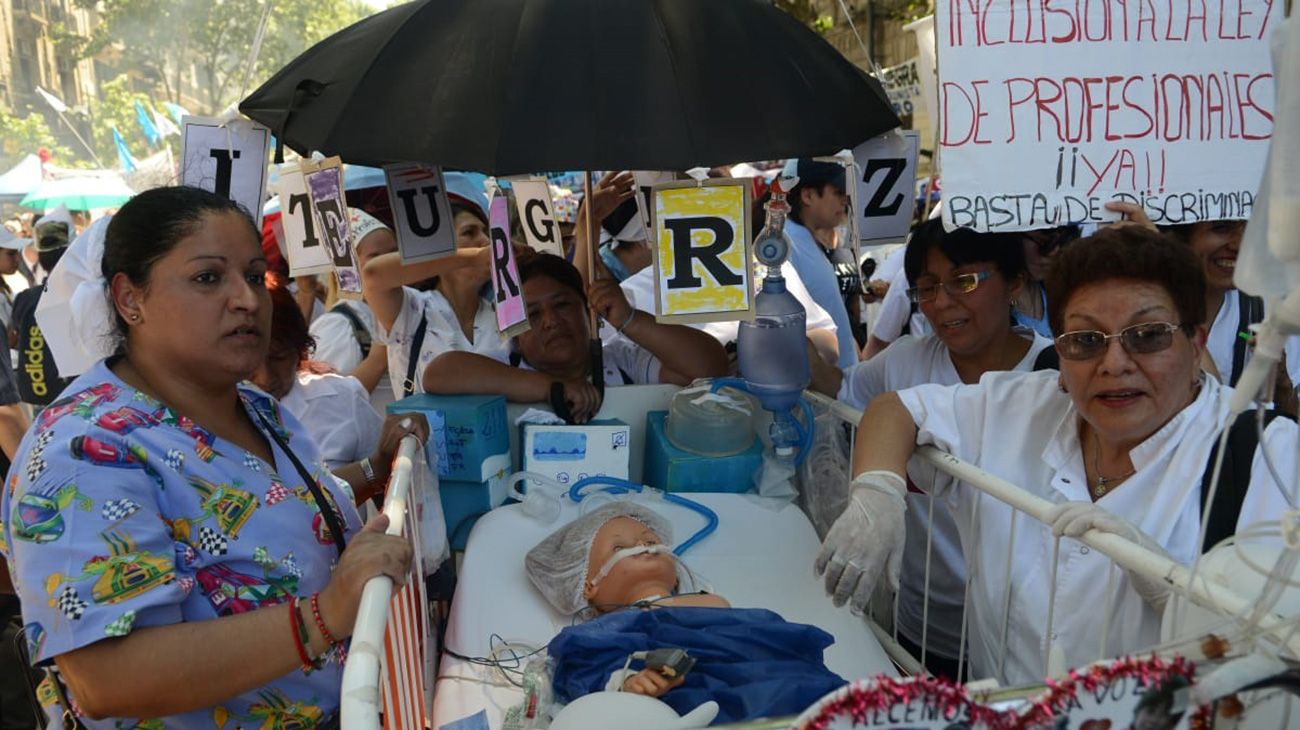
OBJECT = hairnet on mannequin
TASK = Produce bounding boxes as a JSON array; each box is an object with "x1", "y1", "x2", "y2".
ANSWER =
[{"x1": 525, "y1": 501, "x2": 673, "y2": 615}]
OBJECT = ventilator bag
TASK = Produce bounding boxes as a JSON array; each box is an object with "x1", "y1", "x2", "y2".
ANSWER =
[{"x1": 13, "y1": 288, "x2": 73, "y2": 406}]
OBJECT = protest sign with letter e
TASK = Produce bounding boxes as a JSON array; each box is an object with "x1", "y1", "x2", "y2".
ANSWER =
[
  {"x1": 275, "y1": 162, "x2": 332, "y2": 276},
  {"x1": 853, "y1": 130, "x2": 920, "y2": 245},
  {"x1": 936, "y1": 0, "x2": 1278, "y2": 232},
  {"x1": 488, "y1": 196, "x2": 529, "y2": 337},
  {"x1": 385, "y1": 163, "x2": 457, "y2": 264},
  {"x1": 303, "y1": 157, "x2": 363, "y2": 299},
  {"x1": 511, "y1": 179, "x2": 564, "y2": 257},
  {"x1": 179, "y1": 115, "x2": 271, "y2": 227},
  {"x1": 651, "y1": 179, "x2": 754, "y2": 324}
]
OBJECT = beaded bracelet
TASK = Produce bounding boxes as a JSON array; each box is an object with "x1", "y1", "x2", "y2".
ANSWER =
[{"x1": 310, "y1": 592, "x2": 337, "y2": 646}]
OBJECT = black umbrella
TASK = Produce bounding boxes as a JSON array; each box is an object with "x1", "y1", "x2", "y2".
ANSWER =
[
  {"x1": 239, "y1": 0, "x2": 898, "y2": 174},
  {"x1": 241, "y1": 0, "x2": 897, "y2": 417}
]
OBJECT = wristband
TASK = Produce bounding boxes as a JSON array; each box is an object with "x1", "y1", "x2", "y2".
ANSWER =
[
  {"x1": 310, "y1": 592, "x2": 338, "y2": 646},
  {"x1": 615, "y1": 310, "x2": 637, "y2": 337},
  {"x1": 288, "y1": 598, "x2": 313, "y2": 670},
  {"x1": 359, "y1": 457, "x2": 377, "y2": 485}
]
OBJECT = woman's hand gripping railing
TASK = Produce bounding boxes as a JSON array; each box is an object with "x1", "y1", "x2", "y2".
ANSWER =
[{"x1": 340, "y1": 435, "x2": 423, "y2": 730}]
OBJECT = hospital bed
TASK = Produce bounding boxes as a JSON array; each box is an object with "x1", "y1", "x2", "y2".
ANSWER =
[
  {"x1": 346, "y1": 387, "x2": 1298, "y2": 729},
  {"x1": 431, "y1": 491, "x2": 898, "y2": 729}
]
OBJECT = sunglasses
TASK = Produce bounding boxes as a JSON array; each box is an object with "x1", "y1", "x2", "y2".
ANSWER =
[
  {"x1": 1025, "y1": 228, "x2": 1078, "y2": 257},
  {"x1": 907, "y1": 271, "x2": 991, "y2": 304},
  {"x1": 1054, "y1": 321, "x2": 1184, "y2": 361}
]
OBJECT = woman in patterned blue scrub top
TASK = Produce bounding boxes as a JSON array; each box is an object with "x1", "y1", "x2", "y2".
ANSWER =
[{"x1": 1, "y1": 187, "x2": 425, "y2": 730}]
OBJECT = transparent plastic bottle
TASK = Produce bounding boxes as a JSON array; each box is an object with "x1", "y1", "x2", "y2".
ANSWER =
[{"x1": 738, "y1": 182, "x2": 810, "y2": 415}]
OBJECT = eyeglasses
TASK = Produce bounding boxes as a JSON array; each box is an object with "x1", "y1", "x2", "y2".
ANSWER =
[
  {"x1": 907, "y1": 271, "x2": 991, "y2": 304},
  {"x1": 1054, "y1": 322, "x2": 1184, "y2": 361}
]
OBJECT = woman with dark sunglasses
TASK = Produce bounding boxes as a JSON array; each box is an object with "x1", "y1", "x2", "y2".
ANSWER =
[
  {"x1": 814, "y1": 225, "x2": 1297, "y2": 686},
  {"x1": 1012, "y1": 225, "x2": 1080, "y2": 338}
]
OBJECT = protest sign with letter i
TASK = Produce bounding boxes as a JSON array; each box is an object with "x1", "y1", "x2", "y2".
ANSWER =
[
  {"x1": 179, "y1": 115, "x2": 271, "y2": 228},
  {"x1": 488, "y1": 196, "x2": 529, "y2": 337},
  {"x1": 302, "y1": 157, "x2": 363, "y2": 299},
  {"x1": 385, "y1": 163, "x2": 457, "y2": 264}
]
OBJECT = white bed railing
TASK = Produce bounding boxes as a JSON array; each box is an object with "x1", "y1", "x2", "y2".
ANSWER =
[
  {"x1": 340, "y1": 435, "x2": 425, "y2": 730},
  {"x1": 802, "y1": 391, "x2": 1300, "y2": 679}
]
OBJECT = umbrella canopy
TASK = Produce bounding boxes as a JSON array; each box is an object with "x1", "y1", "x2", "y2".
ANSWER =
[
  {"x1": 240, "y1": 0, "x2": 898, "y2": 175},
  {"x1": 0, "y1": 154, "x2": 44, "y2": 202},
  {"x1": 21, "y1": 174, "x2": 135, "y2": 210}
]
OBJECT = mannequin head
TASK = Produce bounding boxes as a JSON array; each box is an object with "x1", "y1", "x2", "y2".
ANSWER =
[{"x1": 582, "y1": 516, "x2": 679, "y2": 613}]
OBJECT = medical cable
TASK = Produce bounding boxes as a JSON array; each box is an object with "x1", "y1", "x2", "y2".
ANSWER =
[
  {"x1": 442, "y1": 634, "x2": 546, "y2": 689},
  {"x1": 567, "y1": 475, "x2": 719, "y2": 556}
]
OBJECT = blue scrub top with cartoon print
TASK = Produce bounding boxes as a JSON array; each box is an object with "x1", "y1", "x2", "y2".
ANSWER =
[{"x1": 1, "y1": 360, "x2": 363, "y2": 729}]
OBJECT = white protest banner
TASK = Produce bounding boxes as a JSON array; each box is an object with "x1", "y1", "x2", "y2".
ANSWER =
[
  {"x1": 275, "y1": 163, "x2": 332, "y2": 276},
  {"x1": 511, "y1": 179, "x2": 564, "y2": 256},
  {"x1": 385, "y1": 163, "x2": 456, "y2": 264},
  {"x1": 651, "y1": 180, "x2": 753, "y2": 324},
  {"x1": 303, "y1": 157, "x2": 362, "y2": 299},
  {"x1": 488, "y1": 196, "x2": 529, "y2": 337},
  {"x1": 937, "y1": 1, "x2": 1278, "y2": 232},
  {"x1": 880, "y1": 58, "x2": 925, "y2": 122},
  {"x1": 179, "y1": 116, "x2": 270, "y2": 227},
  {"x1": 854, "y1": 130, "x2": 920, "y2": 245}
]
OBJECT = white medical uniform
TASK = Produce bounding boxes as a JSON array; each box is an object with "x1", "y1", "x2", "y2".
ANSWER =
[
  {"x1": 898, "y1": 370, "x2": 1296, "y2": 685},
  {"x1": 280, "y1": 371, "x2": 383, "y2": 470},
  {"x1": 518, "y1": 336, "x2": 662, "y2": 386},
  {"x1": 839, "y1": 331, "x2": 1052, "y2": 661},
  {"x1": 872, "y1": 267, "x2": 931, "y2": 344},
  {"x1": 309, "y1": 299, "x2": 395, "y2": 412},
  {"x1": 382, "y1": 286, "x2": 510, "y2": 397},
  {"x1": 1205, "y1": 291, "x2": 1300, "y2": 386},
  {"x1": 615, "y1": 262, "x2": 838, "y2": 348}
]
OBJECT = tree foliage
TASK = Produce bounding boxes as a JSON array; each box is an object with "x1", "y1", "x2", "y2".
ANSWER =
[
  {"x1": 75, "y1": 0, "x2": 372, "y2": 115},
  {"x1": 0, "y1": 112, "x2": 73, "y2": 171}
]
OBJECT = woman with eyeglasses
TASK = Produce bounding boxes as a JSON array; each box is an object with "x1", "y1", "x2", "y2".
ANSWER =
[
  {"x1": 815, "y1": 225, "x2": 1296, "y2": 685},
  {"x1": 1013, "y1": 225, "x2": 1080, "y2": 339},
  {"x1": 809, "y1": 219, "x2": 1052, "y2": 680},
  {"x1": 1105, "y1": 201, "x2": 1297, "y2": 410}
]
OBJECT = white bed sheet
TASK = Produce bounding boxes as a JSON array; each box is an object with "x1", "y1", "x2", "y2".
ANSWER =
[{"x1": 431, "y1": 492, "x2": 896, "y2": 728}]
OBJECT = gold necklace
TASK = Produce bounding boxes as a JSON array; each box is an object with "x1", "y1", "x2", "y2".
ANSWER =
[{"x1": 1090, "y1": 430, "x2": 1135, "y2": 498}]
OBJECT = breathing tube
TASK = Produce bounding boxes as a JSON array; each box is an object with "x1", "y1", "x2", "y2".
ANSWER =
[{"x1": 568, "y1": 475, "x2": 719, "y2": 556}]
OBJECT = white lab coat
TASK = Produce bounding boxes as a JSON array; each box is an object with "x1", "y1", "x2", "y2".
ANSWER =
[
  {"x1": 1205, "y1": 291, "x2": 1300, "y2": 386},
  {"x1": 381, "y1": 286, "x2": 510, "y2": 398},
  {"x1": 309, "y1": 299, "x2": 395, "y2": 412},
  {"x1": 840, "y1": 332, "x2": 1052, "y2": 660},
  {"x1": 898, "y1": 369, "x2": 1296, "y2": 685},
  {"x1": 614, "y1": 262, "x2": 838, "y2": 348},
  {"x1": 871, "y1": 267, "x2": 930, "y2": 343},
  {"x1": 280, "y1": 371, "x2": 383, "y2": 470}
]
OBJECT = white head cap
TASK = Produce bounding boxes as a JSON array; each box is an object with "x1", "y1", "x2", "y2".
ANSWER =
[{"x1": 347, "y1": 207, "x2": 390, "y2": 250}]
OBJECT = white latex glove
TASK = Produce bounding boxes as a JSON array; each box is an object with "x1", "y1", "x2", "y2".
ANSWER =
[
  {"x1": 1045, "y1": 501, "x2": 1174, "y2": 612},
  {"x1": 814, "y1": 470, "x2": 908, "y2": 613}
]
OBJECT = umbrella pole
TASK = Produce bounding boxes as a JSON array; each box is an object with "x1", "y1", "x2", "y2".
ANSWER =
[{"x1": 584, "y1": 170, "x2": 605, "y2": 393}]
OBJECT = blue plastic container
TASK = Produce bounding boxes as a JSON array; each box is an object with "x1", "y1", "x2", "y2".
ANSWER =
[
  {"x1": 440, "y1": 472, "x2": 509, "y2": 551},
  {"x1": 643, "y1": 411, "x2": 761, "y2": 493},
  {"x1": 387, "y1": 394, "x2": 509, "y2": 482}
]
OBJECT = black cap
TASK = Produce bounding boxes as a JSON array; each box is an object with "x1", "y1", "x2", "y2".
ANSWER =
[{"x1": 783, "y1": 158, "x2": 847, "y2": 195}]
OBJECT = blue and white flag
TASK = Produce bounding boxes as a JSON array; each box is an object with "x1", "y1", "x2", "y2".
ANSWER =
[
  {"x1": 112, "y1": 126, "x2": 137, "y2": 173},
  {"x1": 134, "y1": 100, "x2": 161, "y2": 145}
]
